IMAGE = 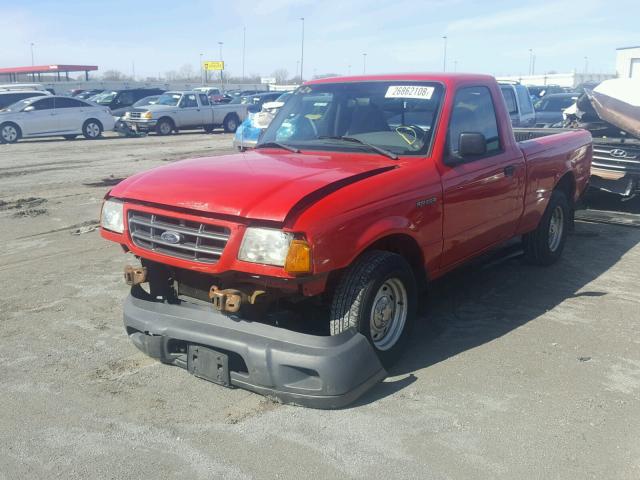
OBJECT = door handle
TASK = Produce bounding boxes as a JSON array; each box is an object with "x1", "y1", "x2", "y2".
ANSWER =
[{"x1": 504, "y1": 165, "x2": 516, "y2": 177}]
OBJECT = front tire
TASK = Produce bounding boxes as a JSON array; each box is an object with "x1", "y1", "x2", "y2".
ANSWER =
[
  {"x1": 155, "y1": 118, "x2": 173, "y2": 136},
  {"x1": 330, "y1": 250, "x2": 417, "y2": 368},
  {"x1": 82, "y1": 119, "x2": 103, "y2": 139},
  {"x1": 0, "y1": 122, "x2": 21, "y2": 144},
  {"x1": 523, "y1": 190, "x2": 570, "y2": 265}
]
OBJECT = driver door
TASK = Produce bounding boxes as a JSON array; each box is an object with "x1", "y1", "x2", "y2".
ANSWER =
[
  {"x1": 175, "y1": 93, "x2": 201, "y2": 127},
  {"x1": 20, "y1": 97, "x2": 56, "y2": 136},
  {"x1": 440, "y1": 86, "x2": 525, "y2": 268}
]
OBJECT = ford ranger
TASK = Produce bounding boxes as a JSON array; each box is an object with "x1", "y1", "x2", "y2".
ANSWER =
[
  {"x1": 101, "y1": 74, "x2": 592, "y2": 408},
  {"x1": 124, "y1": 91, "x2": 249, "y2": 135}
]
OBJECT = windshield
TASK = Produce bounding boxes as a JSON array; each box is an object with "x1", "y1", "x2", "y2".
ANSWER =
[
  {"x1": 133, "y1": 96, "x2": 159, "y2": 107},
  {"x1": 92, "y1": 91, "x2": 117, "y2": 105},
  {"x1": 155, "y1": 93, "x2": 182, "y2": 106},
  {"x1": 259, "y1": 81, "x2": 444, "y2": 156}
]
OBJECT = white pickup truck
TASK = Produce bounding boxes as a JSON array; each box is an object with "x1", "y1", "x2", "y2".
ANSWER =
[{"x1": 123, "y1": 91, "x2": 249, "y2": 135}]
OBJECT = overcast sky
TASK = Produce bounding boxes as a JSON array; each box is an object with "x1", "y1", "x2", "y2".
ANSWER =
[{"x1": 2, "y1": 0, "x2": 639, "y2": 79}]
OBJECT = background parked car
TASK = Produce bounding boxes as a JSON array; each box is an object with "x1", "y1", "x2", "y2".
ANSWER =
[
  {"x1": 115, "y1": 95, "x2": 161, "y2": 135},
  {"x1": 90, "y1": 88, "x2": 165, "y2": 116},
  {"x1": 534, "y1": 93, "x2": 580, "y2": 127},
  {"x1": 0, "y1": 96, "x2": 114, "y2": 144},
  {"x1": 0, "y1": 90, "x2": 51, "y2": 110},
  {"x1": 73, "y1": 89, "x2": 104, "y2": 100},
  {"x1": 498, "y1": 82, "x2": 536, "y2": 127}
]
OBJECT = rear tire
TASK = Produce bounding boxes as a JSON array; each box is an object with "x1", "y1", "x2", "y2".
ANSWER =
[
  {"x1": 155, "y1": 118, "x2": 173, "y2": 136},
  {"x1": 329, "y1": 250, "x2": 417, "y2": 368},
  {"x1": 223, "y1": 114, "x2": 239, "y2": 133},
  {"x1": 0, "y1": 122, "x2": 21, "y2": 144},
  {"x1": 82, "y1": 119, "x2": 103, "y2": 139},
  {"x1": 523, "y1": 190, "x2": 570, "y2": 266}
]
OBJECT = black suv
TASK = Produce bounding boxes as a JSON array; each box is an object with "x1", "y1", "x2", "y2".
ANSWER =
[{"x1": 91, "y1": 88, "x2": 165, "y2": 115}]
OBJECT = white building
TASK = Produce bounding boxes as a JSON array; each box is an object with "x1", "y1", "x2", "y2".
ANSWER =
[
  {"x1": 615, "y1": 46, "x2": 640, "y2": 78},
  {"x1": 497, "y1": 72, "x2": 615, "y2": 88}
]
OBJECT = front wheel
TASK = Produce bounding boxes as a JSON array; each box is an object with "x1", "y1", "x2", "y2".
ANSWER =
[
  {"x1": 523, "y1": 189, "x2": 570, "y2": 265},
  {"x1": 82, "y1": 119, "x2": 103, "y2": 139},
  {"x1": 155, "y1": 118, "x2": 173, "y2": 136},
  {"x1": 0, "y1": 122, "x2": 21, "y2": 144},
  {"x1": 330, "y1": 251, "x2": 417, "y2": 368}
]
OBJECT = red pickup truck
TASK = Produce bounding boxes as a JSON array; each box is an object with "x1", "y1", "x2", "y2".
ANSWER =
[{"x1": 101, "y1": 74, "x2": 592, "y2": 408}]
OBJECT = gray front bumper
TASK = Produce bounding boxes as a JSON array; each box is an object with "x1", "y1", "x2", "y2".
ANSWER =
[{"x1": 124, "y1": 294, "x2": 386, "y2": 409}]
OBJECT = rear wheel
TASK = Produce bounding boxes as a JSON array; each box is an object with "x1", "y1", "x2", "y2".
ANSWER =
[
  {"x1": 0, "y1": 122, "x2": 21, "y2": 144},
  {"x1": 523, "y1": 190, "x2": 570, "y2": 265},
  {"x1": 223, "y1": 114, "x2": 239, "y2": 133},
  {"x1": 82, "y1": 119, "x2": 102, "y2": 139},
  {"x1": 329, "y1": 250, "x2": 417, "y2": 368},
  {"x1": 155, "y1": 118, "x2": 173, "y2": 136}
]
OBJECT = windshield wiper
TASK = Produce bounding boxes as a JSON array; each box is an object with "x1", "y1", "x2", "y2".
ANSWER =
[
  {"x1": 256, "y1": 142, "x2": 300, "y2": 153},
  {"x1": 317, "y1": 136, "x2": 398, "y2": 160}
]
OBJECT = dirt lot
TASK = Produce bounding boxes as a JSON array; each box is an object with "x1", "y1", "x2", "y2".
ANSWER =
[{"x1": 1, "y1": 132, "x2": 639, "y2": 479}]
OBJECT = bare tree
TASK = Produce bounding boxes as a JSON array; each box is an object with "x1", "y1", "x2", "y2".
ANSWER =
[
  {"x1": 101, "y1": 69, "x2": 130, "y2": 81},
  {"x1": 272, "y1": 68, "x2": 289, "y2": 84}
]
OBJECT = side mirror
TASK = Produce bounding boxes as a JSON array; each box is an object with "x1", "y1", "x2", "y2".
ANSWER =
[
  {"x1": 458, "y1": 132, "x2": 487, "y2": 157},
  {"x1": 23, "y1": 105, "x2": 35, "y2": 112}
]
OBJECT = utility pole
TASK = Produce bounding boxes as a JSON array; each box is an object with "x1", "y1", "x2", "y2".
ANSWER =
[
  {"x1": 242, "y1": 26, "x2": 246, "y2": 82},
  {"x1": 218, "y1": 41, "x2": 224, "y2": 88},
  {"x1": 362, "y1": 53, "x2": 367, "y2": 74},
  {"x1": 300, "y1": 17, "x2": 305, "y2": 83},
  {"x1": 442, "y1": 36, "x2": 447, "y2": 72},
  {"x1": 200, "y1": 53, "x2": 204, "y2": 84},
  {"x1": 295, "y1": 61, "x2": 300, "y2": 83}
]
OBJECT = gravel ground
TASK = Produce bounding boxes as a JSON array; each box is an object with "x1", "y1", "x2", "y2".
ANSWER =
[{"x1": 1, "y1": 132, "x2": 639, "y2": 479}]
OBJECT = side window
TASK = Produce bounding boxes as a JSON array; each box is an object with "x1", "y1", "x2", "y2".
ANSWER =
[
  {"x1": 180, "y1": 94, "x2": 198, "y2": 108},
  {"x1": 516, "y1": 86, "x2": 534, "y2": 115},
  {"x1": 55, "y1": 98, "x2": 86, "y2": 108},
  {"x1": 32, "y1": 98, "x2": 55, "y2": 110},
  {"x1": 117, "y1": 91, "x2": 135, "y2": 106},
  {"x1": 198, "y1": 94, "x2": 210, "y2": 106},
  {"x1": 500, "y1": 87, "x2": 518, "y2": 114},
  {"x1": 448, "y1": 86, "x2": 501, "y2": 158}
]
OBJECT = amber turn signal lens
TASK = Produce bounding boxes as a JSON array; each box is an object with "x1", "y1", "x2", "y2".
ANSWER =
[{"x1": 284, "y1": 240, "x2": 312, "y2": 275}]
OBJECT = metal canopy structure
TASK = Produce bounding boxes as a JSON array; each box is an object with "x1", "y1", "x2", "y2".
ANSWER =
[{"x1": 0, "y1": 64, "x2": 98, "y2": 82}]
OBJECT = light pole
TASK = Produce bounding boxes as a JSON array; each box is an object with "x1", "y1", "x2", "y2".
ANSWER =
[
  {"x1": 584, "y1": 56, "x2": 589, "y2": 74},
  {"x1": 218, "y1": 41, "x2": 224, "y2": 87},
  {"x1": 442, "y1": 36, "x2": 447, "y2": 72},
  {"x1": 348, "y1": 64, "x2": 351, "y2": 75},
  {"x1": 299, "y1": 17, "x2": 305, "y2": 83},
  {"x1": 295, "y1": 61, "x2": 300, "y2": 83},
  {"x1": 362, "y1": 53, "x2": 367, "y2": 74},
  {"x1": 453, "y1": 60, "x2": 458, "y2": 72},
  {"x1": 242, "y1": 26, "x2": 246, "y2": 82},
  {"x1": 199, "y1": 53, "x2": 203, "y2": 84},
  {"x1": 531, "y1": 53, "x2": 536, "y2": 75},
  {"x1": 30, "y1": 42, "x2": 35, "y2": 66}
]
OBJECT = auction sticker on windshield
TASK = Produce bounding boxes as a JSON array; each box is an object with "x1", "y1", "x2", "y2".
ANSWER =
[{"x1": 385, "y1": 86, "x2": 434, "y2": 100}]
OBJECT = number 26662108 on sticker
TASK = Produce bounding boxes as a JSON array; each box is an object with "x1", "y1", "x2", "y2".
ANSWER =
[{"x1": 385, "y1": 86, "x2": 434, "y2": 100}]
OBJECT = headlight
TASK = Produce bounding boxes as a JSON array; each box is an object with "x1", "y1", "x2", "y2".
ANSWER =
[
  {"x1": 101, "y1": 199, "x2": 124, "y2": 233},
  {"x1": 142, "y1": 111, "x2": 153, "y2": 119},
  {"x1": 123, "y1": 111, "x2": 130, "y2": 119},
  {"x1": 238, "y1": 228, "x2": 293, "y2": 266}
]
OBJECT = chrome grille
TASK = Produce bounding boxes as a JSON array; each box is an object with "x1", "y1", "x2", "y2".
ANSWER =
[
  {"x1": 592, "y1": 145, "x2": 640, "y2": 173},
  {"x1": 128, "y1": 210, "x2": 230, "y2": 264},
  {"x1": 129, "y1": 112, "x2": 142, "y2": 119}
]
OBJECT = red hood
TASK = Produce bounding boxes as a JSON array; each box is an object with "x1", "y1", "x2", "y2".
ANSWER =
[{"x1": 110, "y1": 149, "x2": 395, "y2": 223}]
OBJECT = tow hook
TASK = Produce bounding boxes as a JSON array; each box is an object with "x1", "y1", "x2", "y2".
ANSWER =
[
  {"x1": 208, "y1": 286, "x2": 266, "y2": 313},
  {"x1": 124, "y1": 265, "x2": 147, "y2": 286}
]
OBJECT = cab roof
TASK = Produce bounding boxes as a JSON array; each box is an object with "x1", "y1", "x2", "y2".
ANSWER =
[{"x1": 305, "y1": 73, "x2": 496, "y2": 87}]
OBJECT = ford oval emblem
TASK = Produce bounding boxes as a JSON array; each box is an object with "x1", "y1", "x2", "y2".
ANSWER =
[
  {"x1": 160, "y1": 230, "x2": 182, "y2": 244},
  {"x1": 610, "y1": 148, "x2": 627, "y2": 158}
]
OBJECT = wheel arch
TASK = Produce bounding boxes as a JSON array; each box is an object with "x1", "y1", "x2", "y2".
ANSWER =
[{"x1": 0, "y1": 121, "x2": 23, "y2": 139}]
